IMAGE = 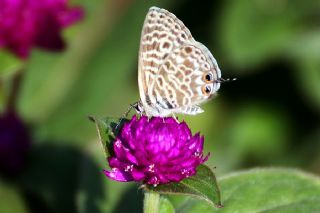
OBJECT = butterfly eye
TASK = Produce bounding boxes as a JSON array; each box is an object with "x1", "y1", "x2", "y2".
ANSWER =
[
  {"x1": 202, "y1": 85, "x2": 212, "y2": 95},
  {"x1": 203, "y1": 73, "x2": 213, "y2": 83}
]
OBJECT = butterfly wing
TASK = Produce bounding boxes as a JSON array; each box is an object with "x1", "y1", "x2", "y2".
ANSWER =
[
  {"x1": 138, "y1": 7, "x2": 194, "y2": 112},
  {"x1": 149, "y1": 42, "x2": 221, "y2": 115}
]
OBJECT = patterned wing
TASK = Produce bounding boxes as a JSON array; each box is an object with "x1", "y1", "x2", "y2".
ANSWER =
[
  {"x1": 138, "y1": 7, "x2": 195, "y2": 108},
  {"x1": 149, "y1": 42, "x2": 221, "y2": 115}
]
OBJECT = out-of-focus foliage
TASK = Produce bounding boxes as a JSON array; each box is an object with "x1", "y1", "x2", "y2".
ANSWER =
[
  {"x1": 0, "y1": 0, "x2": 319, "y2": 212},
  {"x1": 0, "y1": 181, "x2": 26, "y2": 213}
]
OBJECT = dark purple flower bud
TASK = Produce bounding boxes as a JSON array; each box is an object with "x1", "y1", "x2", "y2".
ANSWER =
[
  {"x1": 104, "y1": 116, "x2": 209, "y2": 186},
  {"x1": 0, "y1": 0, "x2": 84, "y2": 59},
  {"x1": 0, "y1": 112, "x2": 31, "y2": 176}
]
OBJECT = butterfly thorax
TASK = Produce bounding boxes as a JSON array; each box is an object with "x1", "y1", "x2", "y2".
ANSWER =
[{"x1": 138, "y1": 99, "x2": 173, "y2": 117}]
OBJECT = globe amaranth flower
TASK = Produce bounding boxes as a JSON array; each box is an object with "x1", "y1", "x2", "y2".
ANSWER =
[
  {"x1": 104, "y1": 116, "x2": 209, "y2": 186},
  {"x1": 0, "y1": 111, "x2": 31, "y2": 176},
  {"x1": 0, "y1": 0, "x2": 84, "y2": 58}
]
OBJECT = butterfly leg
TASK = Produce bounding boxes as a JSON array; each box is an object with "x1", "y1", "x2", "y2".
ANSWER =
[
  {"x1": 116, "y1": 102, "x2": 138, "y2": 130},
  {"x1": 171, "y1": 113, "x2": 179, "y2": 123}
]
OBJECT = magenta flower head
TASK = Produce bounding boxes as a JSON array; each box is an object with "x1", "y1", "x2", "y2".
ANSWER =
[
  {"x1": 0, "y1": 0, "x2": 84, "y2": 58},
  {"x1": 104, "y1": 116, "x2": 209, "y2": 186}
]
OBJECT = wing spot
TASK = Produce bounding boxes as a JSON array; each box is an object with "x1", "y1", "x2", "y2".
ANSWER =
[
  {"x1": 165, "y1": 61, "x2": 171, "y2": 69},
  {"x1": 168, "y1": 89, "x2": 174, "y2": 98},
  {"x1": 186, "y1": 70, "x2": 192, "y2": 75},
  {"x1": 179, "y1": 65, "x2": 185, "y2": 71},
  {"x1": 184, "y1": 59, "x2": 192, "y2": 67},
  {"x1": 160, "y1": 33, "x2": 167, "y2": 38},
  {"x1": 163, "y1": 42, "x2": 170, "y2": 49},
  {"x1": 157, "y1": 78, "x2": 163, "y2": 87},
  {"x1": 181, "y1": 84, "x2": 188, "y2": 91},
  {"x1": 184, "y1": 46, "x2": 192, "y2": 54}
]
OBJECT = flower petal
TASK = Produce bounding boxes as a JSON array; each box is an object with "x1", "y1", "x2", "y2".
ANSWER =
[{"x1": 103, "y1": 168, "x2": 133, "y2": 182}]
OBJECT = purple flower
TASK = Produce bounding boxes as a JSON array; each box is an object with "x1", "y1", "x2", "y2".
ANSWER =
[
  {"x1": 104, "y1": 116, "x2": 209, "y2": 186},
  {"x1": 0, "y1": 0, "x2": 84, "y2": 59},
  {"x1": 0, "y1": 112, "x2": 31, "y2": 176}
]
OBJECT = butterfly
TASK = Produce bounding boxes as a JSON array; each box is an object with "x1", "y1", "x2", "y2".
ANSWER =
[{"x1": 129, "y1": 6, "x2": 234, "y2": 118}]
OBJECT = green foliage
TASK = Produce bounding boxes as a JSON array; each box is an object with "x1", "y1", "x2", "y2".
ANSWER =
[
  {"x1": 219, "y1": 0, "x2": 320, "y2": 70},
  {"x1": 229, "y1": 104, "x2": 289, "y2": 163},
  {"x1": 0, "y1": 182, "x2": 26, "y2": 213},
  {"x1": 0, "y1": 51, "x2": 24, "y2": 77},
  {"x1": 1, "y1": 0, "x2": 319, "y2": 212},
  {"x1": 147, "y1": 165, "x2": 222, "y2": 208},
  {"x1": 178, "y1": 168, "x2": 320, "y2": 212},
  {"x1": 159, "y1": 197, "x2": 175, "y2": 213},
  {"x1": 17, "y1": 144, "x2": 104, "y2": 213},
  {"x1": 90, "y1": 116, "x2": 124, "y2": 157}
]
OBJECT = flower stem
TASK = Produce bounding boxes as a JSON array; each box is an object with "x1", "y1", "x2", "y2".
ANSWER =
[
  {"x1": 143, "y1": 190, "x2": 160, "y2": 213},
  {"x1": 6, "y1": 69, "x2": 24, "y2": 113}
]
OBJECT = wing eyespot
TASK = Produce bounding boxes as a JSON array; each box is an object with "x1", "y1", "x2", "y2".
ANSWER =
[
  {"x1": 203, "y1": 72, "x2": 213, "y2": 83},
  {"x1": 202, "y1": 85, "x2": 212, "y2": 95}
]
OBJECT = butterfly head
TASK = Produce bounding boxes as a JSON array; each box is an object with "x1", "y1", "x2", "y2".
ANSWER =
[
  {"x1": 200, "y1": 74, "x2": 236, "y2": 99},
  {"x1": 134, "y1": 101, "x2": 145, "y2": 115}
]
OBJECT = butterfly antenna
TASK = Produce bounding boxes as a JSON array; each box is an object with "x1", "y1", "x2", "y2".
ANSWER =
[{"x1": 217, "y1": 77, "x2": 237, "y2": 83}]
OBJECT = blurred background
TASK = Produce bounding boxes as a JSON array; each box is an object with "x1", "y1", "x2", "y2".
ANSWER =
[{"x1": 0, "y1": 0, "x2": 319, "y2": 212}]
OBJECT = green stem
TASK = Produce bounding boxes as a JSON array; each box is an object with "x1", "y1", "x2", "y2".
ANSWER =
[
  {"x1": 6, "y1": 69, "x2": 24, "y2": 113},
  {"x1": 143, "y1": 190, "x2": 160, "y2": 213}
]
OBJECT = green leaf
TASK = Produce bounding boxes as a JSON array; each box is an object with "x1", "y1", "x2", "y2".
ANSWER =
[
  {"x1": 159, "y1": 197, "x2": 175, "y2": 213},
  {"x1": 178, "y1": 168, "x2": 320, "y2": 212},
  {"x1": 90, "y1": 116, "x2": 126, "y2": 157},
  {"x1": 146, "y1": 164, "x2": 222, "y2": 208},
  {"x1": 0, "y1": 51, "x2": 24, "y2": 77}
]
